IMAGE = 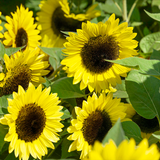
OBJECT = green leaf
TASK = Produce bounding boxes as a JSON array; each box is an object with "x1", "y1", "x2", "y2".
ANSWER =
[
  {"x1": 61, "y1": 107, "x2": 71, "y2": 119},
  {"x1": 126, "y1": 70, "x2": 160, "y2": 119},
  {"x1": 5, "y1": 46, "x2": 24, "y2": 57},
  {"x1": 0, "y1": 43, "x2": 24, "y2": 59},
  {"x1": 102, "y1": 119, "x2": 126, "y2": 146},
  {"x1": 150, "y1": 50, "x2": 160, "y2": 60},
  {"x1": 61, "y1": 136, "x2": 80, "y2": 159},
  {"x1": 148, "y1": 131, "x2": 160, "y2": 145},
  {"x1": 0, "y1": 124, "x2": 8, "y2": 151},
  {"x1": 122, "y1": 121, "x2": 142, "y2": 144},
  {"x1": 106, "y1": 57, "x2": 160, "y2": 79},
  {"x1": 140, "y1": 32, "x2": 160, "y2": 53},
  {"x1": 4, "y1": 152, "x2": 19, "y2": 160},
  {"x1": 0, "y1": 94, "x2": 12, "y2": 114},
  {"x1": 39, "y1": 46, "x2": 63, "y2": 60},
  {"x1": 144, "y1": 10, "x2": 160, "y2": 21},
  {"x1": 99, "y1": 0, "x2": 122, "y2": 16},
  {"x1": 39, "y1": 46, "x2": 64, "y2": 70},
  {"x1": 113, "y1": 80, "x2": 128, "y2": 98},
  {"x1": 51, "y1": 77, "x2": 85, "y2": 99},
  {"x1": 0, "y1": 42, "x2": 5, "y2": 59}
]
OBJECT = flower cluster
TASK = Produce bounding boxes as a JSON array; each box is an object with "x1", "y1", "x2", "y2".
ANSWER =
[{"x1": 0, "y1": 0, "x2": 160, "y2": 160}]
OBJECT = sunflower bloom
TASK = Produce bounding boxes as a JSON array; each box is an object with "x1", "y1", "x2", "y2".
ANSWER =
[
  {"x1": 125, "y1": 105, "x2": 160, "y2": 139},
  {"x1": 0, "y1": 12, "x2": 3, "y2": 38},
  {"x1": 61, "y1": 13, "x2": 138, "y2": 92},
  {"x1": 84, "y1": 138, "x2": 160, "y2": 160},
  {"x1": 67, "y1": 92, "x2": 127, "y2": 159},
  {"x1": 37, "y1": 0, "x2": 100, "y2": 47},
  {"x1": 0, "y1": 48, "x2": 49, "y2": 97},
  {"x1": 3, "y1": 5, "x2": 41, "y2": 50},
  {"x1": 0, "y1": 82, "x2": 64, "y2": 160}
]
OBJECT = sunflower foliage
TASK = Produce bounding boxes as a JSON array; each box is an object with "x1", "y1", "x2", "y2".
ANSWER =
[{"x1": 0, "y1": 0, "x2": 160, "y2": 160}]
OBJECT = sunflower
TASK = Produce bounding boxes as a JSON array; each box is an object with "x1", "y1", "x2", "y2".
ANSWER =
[
  {"x1": 0, "y1": 48, "x2": 50, "y2": 97},
  {"x1": 61, "y1": 13, "x2": 138, "y2": 92},
  {"x1": 0, "y1": 82, "x2": 64, "y2": 160},
  {"x1": 125, "y1": 105, "x2": 160, "y2": 139},
  {"x1": 3, "y1": 5, "x2": 41, "y2": 50},
  {"x1": 0, "y1": 12, "x2": 3, "y2": 38},
  {"x1": 84, "y1": 138, "x2": 160, "y2": 160},
  {"x1": 37, "y1": 0, "x2": 100, "y2": 47},
  {"x1": 67, "y1": 92, "x2": 127, "y2": 159}
]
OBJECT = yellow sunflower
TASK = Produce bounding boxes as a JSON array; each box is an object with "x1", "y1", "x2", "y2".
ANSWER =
[
  {"x1": 3, "y1": 5, "x2": 41, "y2": 50},
  {"x1": 37, "y1": 0, "x2": 100, "y2": 47},
  {"x1": 0, "y1": 48, "x2": 49, "y2": 97},
  {"x1": 125, "y1": 105, "x2": 160, "y2": 139},
  {"x1": 61, "y1": 13, "x2": 138, "y2": 92},
  {"x1": 67, "y1": 92, "x2": 127, "y2": 159},
  {"x1": 0, "y1": 82, "x2": 64, "y2": 160},
  {"x1": 0, "y1": 12, "x2": 3, "y2": 38},
  {"x1": 84, "y1": 138, "x2": 160, "y2": 160}
]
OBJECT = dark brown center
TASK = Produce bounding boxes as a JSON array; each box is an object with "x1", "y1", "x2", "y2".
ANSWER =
[
  {"x1": 82, "y1": 110, "x2": 112, "y2": 145},
  {"x1": 132, "y1": 113, "x2": 160, "y2": 133},
  {"x1": 81, "y1": 35, "x2": 119, "y2": 73},
  {"x1": 51, "y1": 7, "x2": 83, "y2": 38},
  {"x1": 15, "y1": 28, "x2": 28, "y2": 49},
  {"x1": 0, "y1": 64, "x2": 32, "y2": 97},
  {"x1": 16, "y1": 103, "x2": 46, "y2": 142}
]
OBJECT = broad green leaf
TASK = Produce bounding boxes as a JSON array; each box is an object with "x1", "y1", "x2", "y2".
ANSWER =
[
  {"x1": 113, "y1": 80, "x2": 128, "y2": 98},
  {"x1": 0, "y1": 94, "x2": 12, "y2": 114},
  {"x1": 144, "y1": 10, "x2": 160, "y2": 21},
  {"x1": 4, "y1": 152, "x2": 19, "y2": 160},
  {"x1": 61, "y1": 107, "x2": 71, "y2": 119},
  {"x1": 148, "y1": 131, "x2": 160, "y2": 145},
  {"x1": 5, "y1": 46, "x2": 24, "y2": 57},
  {"x1": 49, "y1": 56, "x2": 57, "y2": 70},
  {"x1": 51, "y1": 77, "x2": 85, "y2": 99},
  {"x1": 140, "y1": 32, "x2": 160, "y2": 53},
  {"x1": 106, "y1": 57, "x2": 160, "y2": 79},
  {"x1": 102, "y1": 119, "x2": 126, "y2": 146},
  {"x1": 0, "y1": 42, "x2": 5, "y2": 59},
  {"x1": 152, "y1": 131, "x2": 160, "y2": 139},
  {"x1": 39, "y1": 46, "x2": 62, "y2": 60},
  {"x1": 0, "y1": 124, "x2": 8, "y2": 151},
  {"x1": 61, "y1": 136, "x2": 80, "y2": 159},
  {"x1": 150, "y1": 50, "x2": 160, "y2": 60},
  {"x1": 0, "y1": 43, "x2": 24, "y2": 59},
  {"x1": 99, "y1": 0, "x2": 122, "y2": 16},
  {"x1": 122, "y1": 121, "x2": 142, "y2": 144},
  {"x1": 126, "y1": 70, "x2": 160, "y2": 119}
]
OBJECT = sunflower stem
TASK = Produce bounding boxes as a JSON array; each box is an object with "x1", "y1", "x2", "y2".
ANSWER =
[
  {"x1": 112, "y1": 0, "x2": 123, "y2": 15},
  {"x1": 92, "y1": 0, "x2": 95, "y2": 4},
  {"x1": 127, "y1": 0, "x2": 139, "y2": 23},
  {"x1": 122, "y1": 0, "x2": 128, "y2": 22},
  {"x1": 48, "y1": 65, "x2": 63, "y2": 81}
]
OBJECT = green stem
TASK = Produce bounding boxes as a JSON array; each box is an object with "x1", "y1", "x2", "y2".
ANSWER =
[
  {"x1": 136, "y1": 26, "x2": 143, "y2": 38},
  {"x1": 122, "y1": 0, "x2": 128, "y2": 22},
  {"x1": 112, "y1": 0, "x2": 123, "y2": 16},
  {"x1": 92, "y1": 0, "x2": 95, "y2": 4},
  {"x1": 48, "y1": 65, "x2": 63, "y2": 81},
  {"x1": 127, "y1": 0, "x2": 139, "y2": 23}
]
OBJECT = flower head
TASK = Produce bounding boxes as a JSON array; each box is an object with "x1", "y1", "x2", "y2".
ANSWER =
[
  {"x1": 61, "y1": 13, "x2": 138, "y2": 92},
  {"x1": 0, "y1": 48, "x2": 49, "y2": 96},
  {"x1": 67, "y1": 92, "x2": 127, "y2": 159},
  {"x1": 0, "y1": 83, "x2": 64, "y2": 160},
  {"x1": 37, "y1": 0, "x2": 100, "y2": 47},
  {"x1": 84, "y1": 138, "x2": 160, "y2": 160},
  {"x1": 126, "y1": 105, "x2": 160, "y2": 139},
  {"x1": 3, "y1": 5, "x2": 41, "y2": 50}
]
